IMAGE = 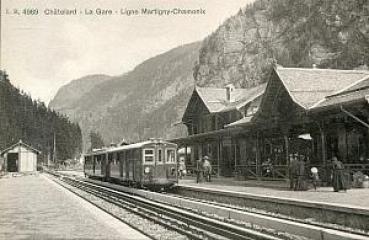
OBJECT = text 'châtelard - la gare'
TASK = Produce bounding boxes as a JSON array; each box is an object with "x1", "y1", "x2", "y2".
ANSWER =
[{"x1": 40, "y1": 8, "x2": 206, "y2": 16}]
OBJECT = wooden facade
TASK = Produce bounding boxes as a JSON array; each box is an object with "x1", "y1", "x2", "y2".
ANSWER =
[
  {"x1": 177, "y1": 84, "x2": 266, "y2": 177},
  {"x1": 173, "y1": 67, "x2": 369, "y2": 182}
]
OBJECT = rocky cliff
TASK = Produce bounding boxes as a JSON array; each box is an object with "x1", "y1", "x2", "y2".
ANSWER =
[{"x1": 194, "y1": 0, "x2": 369, "y2": 88}]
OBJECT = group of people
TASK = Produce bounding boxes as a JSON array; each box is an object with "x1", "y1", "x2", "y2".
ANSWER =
[
  {"x1": 289, "y1": 154, "x2": 349, "y2": 192},
  {"x1": 179, "y1": 153, "x2": 350, "y2": 192},
  {"x1": 177, "y1": 155, "x2": 213, "y2": 183},
  {"x1": 289, "y1": 154, "x2": 308, "y2": 191}
]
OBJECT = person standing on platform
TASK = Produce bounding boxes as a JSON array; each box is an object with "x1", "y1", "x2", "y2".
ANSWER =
[
  {"x1": 332, "y1": 156, "x2": 348, "y2": 192},
  {"x1": 196, "y1": 157, "x2": 204, "y2": 183},
  {"x1": 178, "y1": 157, "x2": 186, "y2": 179},
  {"x1": 289, "y1": 154, "x2": 299, "y2": 190},
  {"x1": 295, "y1": 157, "x2": 306, "y2": 191},
  {"x1": 203, "y1": 156, "x2": 212, "y2": 182}
]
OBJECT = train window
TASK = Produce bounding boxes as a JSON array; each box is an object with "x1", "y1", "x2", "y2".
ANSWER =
[
  {"x1": 143, "y1": 149, "x2": 155, "y2": 163},
  {"x1": 157, "y1": 149, "x2": 163, "y2": 163},
  {"x1": 166, "y1": 149, "x2": 176, "y2": 163},
  {"x1": 133, "y1": 150, "x2": 140, "y2": 160}
]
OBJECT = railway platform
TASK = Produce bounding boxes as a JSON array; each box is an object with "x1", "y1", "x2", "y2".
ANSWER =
[
  {"x1": 0, "y1": 173, "x2": 149, "y2": 240},
  {"x1": 178, "y1": 177, "x2": 369, "y2": 233},
  {"x1": 179, "y1": 176, "x2": 369, "y2": 208}
]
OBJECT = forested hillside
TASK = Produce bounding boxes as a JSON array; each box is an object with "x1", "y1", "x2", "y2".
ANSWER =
[{"x1": 0, "y1": 71, "x2": 82, "y2": 162}]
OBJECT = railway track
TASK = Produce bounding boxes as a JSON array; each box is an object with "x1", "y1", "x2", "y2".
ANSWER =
[
  {"x1": 47, "y1": 172, "x2": 285, "y2": 240},
  {"x1": 48, "y1": 171, "x2": 369, "y2": 240},
  {"x1": 167, "y1": 193, "x2": 369, "y2": 238}
]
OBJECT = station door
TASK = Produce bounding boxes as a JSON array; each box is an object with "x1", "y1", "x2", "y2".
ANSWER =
[
  {"x1": 222, "y1": 145, "x2": 234, "y2": 177},
  {"x1": 7, "y1": 153, "x2": 18, "y2": 172}
]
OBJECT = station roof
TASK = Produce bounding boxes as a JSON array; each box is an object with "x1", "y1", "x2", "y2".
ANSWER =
[
  {"x1": 275, "y1": 67, "x2": 369, "y2": 109},
  {"x1": 311, "y1": 75, "x2": 369, "y2": 110},
  {"x1": 195, "y1": 83, "x2": 266, "y2": 113},
  {"x1": 219, "y1": 84, "x2": 266, "y2": 112},
  {"x1": 225, "y1": 116, "x2": 254, "y2": 128},
  {"x1": 0, "y1": 140, "x2": 41, "y2": 156}
]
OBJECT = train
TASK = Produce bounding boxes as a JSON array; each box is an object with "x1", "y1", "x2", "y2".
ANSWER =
[{"x1": 83, "y1": 138, "x2": 178, "y2": 191}]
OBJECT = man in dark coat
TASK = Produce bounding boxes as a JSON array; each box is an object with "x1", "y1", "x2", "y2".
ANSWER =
[
  {"x1": 196, "y1": 158, "x2": 204, "y2": 183},
  {"x1": 332, "y1": 156, "x2": 348, "y2": 192},
  {"x1": 289, "y1": 154, "x2": 299, "y2": 190}
]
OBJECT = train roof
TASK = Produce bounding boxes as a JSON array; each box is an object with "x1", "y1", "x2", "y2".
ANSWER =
[{"x1": 84, "y1": 139, "x2": 177, "y2": 156}]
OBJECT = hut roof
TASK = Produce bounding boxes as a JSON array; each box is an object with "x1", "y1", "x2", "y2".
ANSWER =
[{"x1": 0, "y1": 140, "x2": 41, "y2": 156}]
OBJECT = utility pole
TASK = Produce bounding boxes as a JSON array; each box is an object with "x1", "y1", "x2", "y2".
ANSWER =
[{"x1": 53, "y1": 132, "x2": 56, "y2": 164}]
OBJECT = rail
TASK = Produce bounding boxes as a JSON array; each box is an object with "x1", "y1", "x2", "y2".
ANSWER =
[
  {"x1": 49, "y1": 172, "x2": 282, "y2": 240},
  {"x1": 49, "y1": 171, "x2": 369, "y2": 240}
]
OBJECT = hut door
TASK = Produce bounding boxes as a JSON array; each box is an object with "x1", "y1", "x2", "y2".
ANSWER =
[{"x1": 7, "y1": 153, "x2": 18, "y2": 172}]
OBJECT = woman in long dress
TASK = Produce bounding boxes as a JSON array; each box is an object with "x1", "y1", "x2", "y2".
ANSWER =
[
  {"x1": 295, "y1": 158, "x2": 306, "y2": 191},
  {"x1": 332, "y1": 156, "x2": 348, "y2": 192},
  {"x1": 203, "y1": 156, "x2": 212, "y2": 182}
]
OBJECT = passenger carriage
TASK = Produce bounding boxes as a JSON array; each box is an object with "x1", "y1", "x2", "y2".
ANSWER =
[
  {"x1": 83, "y1": 139, "x2": 178, "y2": 191},
  {"x1": 84, "y1": 148, "x2": 106, "y2": 178}
]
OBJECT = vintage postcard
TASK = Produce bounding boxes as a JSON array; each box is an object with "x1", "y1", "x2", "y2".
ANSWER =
[{"x1": 1, "y1": 0, "x2": 368, "y2": 239}]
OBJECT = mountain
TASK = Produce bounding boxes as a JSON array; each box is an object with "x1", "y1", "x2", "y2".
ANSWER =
[
  {"x1": 0, "y1": 71, "x2": 82, "y2": 161},
  {"x1": 49, "y1": 42, "x2": 201, "y2": 149},
  {"x1": 49, "y1": 74, "x2": 112, "y2": 112},
  {"x1": 50, "y1": 0, "x2": 369, "y2": 150},
  {"x1": 194, "y1": 0, "x2": 369, "y2": 88}
]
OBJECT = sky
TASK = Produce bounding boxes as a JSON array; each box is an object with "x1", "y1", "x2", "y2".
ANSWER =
[{"x1": 1, "y1": 0, "x2": 255, "y2": 103}]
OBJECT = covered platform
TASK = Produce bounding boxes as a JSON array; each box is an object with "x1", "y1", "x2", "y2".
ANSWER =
[{"x1": 172, "y1": 67, "x2": 369, "y2": 184}]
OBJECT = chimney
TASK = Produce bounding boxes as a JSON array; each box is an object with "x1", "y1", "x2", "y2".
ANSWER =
[{"x1": 225, "y1": 84, "x2": 235, "y2": 102}]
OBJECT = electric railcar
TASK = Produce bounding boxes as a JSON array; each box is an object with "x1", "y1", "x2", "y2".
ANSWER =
[{"x1": 84, "y1": 139, "x2": 178, "y2": 190}]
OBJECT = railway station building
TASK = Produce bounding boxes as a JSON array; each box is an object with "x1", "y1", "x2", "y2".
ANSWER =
[
  {"x1": 172, "y1": 67, "x2": 369, "y2": 183},
  {"x1": 0, "y1": 140, "x2": 40, "y2": 172}
]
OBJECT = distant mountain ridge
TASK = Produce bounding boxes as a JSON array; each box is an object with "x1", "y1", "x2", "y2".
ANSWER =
[
  {"x1": 49, "y1": 42, "x2": 201, "y2": 149},
  {"x1": 50, "y1": 74, "x2": 112, "y2": 111}
]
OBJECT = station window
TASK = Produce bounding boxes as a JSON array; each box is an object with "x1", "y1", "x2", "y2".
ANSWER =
[
  {"x1": 143, "y1": 149, "x2": 155, "y2": 163},
  {"x1": 157, "y1": 149, "x2": 163, "y2": 163},
  {"x1": 166, "y1": 149, "x2": 176, "y2": 163}
]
